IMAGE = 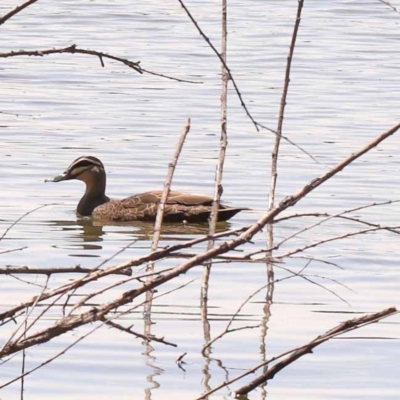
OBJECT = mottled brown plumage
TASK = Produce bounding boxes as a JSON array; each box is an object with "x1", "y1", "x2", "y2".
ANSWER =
[{"x1": 46, "y1": 156, "x2": 247, "y2": 223}]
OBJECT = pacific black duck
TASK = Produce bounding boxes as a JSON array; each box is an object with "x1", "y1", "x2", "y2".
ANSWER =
[{"x1": 46, "y1": 156, "x2": 247, "y2": 223}]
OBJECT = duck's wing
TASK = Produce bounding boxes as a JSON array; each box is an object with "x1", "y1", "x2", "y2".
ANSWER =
[
  {"x1": 121, "y1": 190, "x2": 214, "y2": 207},
  {"x1": 118, "y1": 190, "x2": 246, "y2": 222}
]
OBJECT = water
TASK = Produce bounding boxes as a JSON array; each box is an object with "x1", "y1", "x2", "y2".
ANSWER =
[{"x1": 0, "y1": 0, "x2": 399, "y2": 399}]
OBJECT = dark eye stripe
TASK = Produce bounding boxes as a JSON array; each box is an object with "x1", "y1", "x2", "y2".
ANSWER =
[
  {"x1": 69, "y1": 156, "x2": 104, "y2": 171},
  {"x1": 72, "y1": 160, "x2": 96, "y2": 169}
]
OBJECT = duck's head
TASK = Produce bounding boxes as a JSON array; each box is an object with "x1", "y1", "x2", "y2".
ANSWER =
[{"x1": 45, "y1": 156, "x2": 106, "y2": 185}]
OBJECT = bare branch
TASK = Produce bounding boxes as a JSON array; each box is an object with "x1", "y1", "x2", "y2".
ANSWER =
[
  {"x1": 277, "y1": 225, "x2": 400, "y2": 259},
  {"x1": 177, "y1": 0, "x2": 259, "y2": 131},
  {"x1": 235, "y1": 307, "x2": 398, "y2": 395},
  {"x1": 0, "y1": 122, "x2": 398, "y2": 358},
  {"x1": 0, "y1": 265, "x2": 132, "y2": 276},
  {"x1": 0, "y1": 45, "x2": 142, "y2": 72},
  {"x1": 104, "y1": 320, "x2": 177, "y2": 347},
  {"x1": 377, "y1": 0, "x2": 400, "y2": 13},
  {"x1": 0, "y1": 204, "x2": 55, "y2": 241},
  {"x1": 0, "y1": 45, "x2": 200, "y2": 83},
  {"x1": 0, "y1": 0, "x2": 38, "y2": 26},
  {"x1": 269, "y1": 0, "x2": 304, "y2": 210},
  {"x1": 202, "y1": 0, "x2": 228, "y2": 308},
  {"x1": 152, "y1": 119, "x2": 191, "y2": 250},
  {"x1": 195, "y1": 307, "x2": 397, "y2": 399}
]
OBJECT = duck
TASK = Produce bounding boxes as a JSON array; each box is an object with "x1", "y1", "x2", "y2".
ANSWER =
[{"x1": 46, "y1": 156, "x2": 247, "y2": 223}]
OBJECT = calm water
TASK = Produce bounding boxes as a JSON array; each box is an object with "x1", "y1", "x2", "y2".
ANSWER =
[{"x1": 0, "y1": 0, "x2": 399, "y2": 399}]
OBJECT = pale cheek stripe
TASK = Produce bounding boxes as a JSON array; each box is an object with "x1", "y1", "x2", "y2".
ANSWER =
[{"x1": 71, "y1": 166, "x2": 88, "y2": 176}]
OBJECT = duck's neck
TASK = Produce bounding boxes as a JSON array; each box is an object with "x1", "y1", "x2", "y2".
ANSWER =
[{"x1": 77, "y1": 173, "x2": 110, "y2": 216}]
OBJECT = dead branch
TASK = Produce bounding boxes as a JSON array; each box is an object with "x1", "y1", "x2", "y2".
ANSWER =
[
  {"x1": 104, "y1": 320, "x2": 177, "y2": 347},
  {"x1": 0, "y1": 226, "x2": 248, "y2": 323},
  {"x1": 0, "y1": 247, "x2": 27, "y2": 255},
  {"x1": 1, "y1": 276, "x2": 50, "y2": 352},
  {"x1": 208, "y1": 0, "x2": 228, "y2": 239},
  {"x1": 289, "y1": 256, "x2": 344, "y2": 270},
  {"x1": 276, "y1": 224, "x2": 400, "y2": 259},
  {"x1": 0, "y1": 45, "x2": 142, "y2": 72},
  {"x1": 269, "y1": 0, "x2": 304, "y2": 211},
  {"x1": 152, "y1": 119, "x2": 191, "y2": 250},
  {"x1": 0, "y1": 279, "x2": 194, "y2": 389},
  {"x1": 377, "y1": 0, "x2": 400, "y2": 13},
  {"x1": 139, "y1": 67, "x2": 202, "y2": 84},
  {"x1": 0, "y1": 204, "x2": 55, "y2": 241},
  {"x1": 0, "y1": 45, "x2": 200, "y2": 84},
  {"x1": 201, "y1": 0, "x2": 228, "y2": 307},
  {"x1": 68, "y1": 267, "x2": 173, "y2": 315},
  {"x1": 275, "y1": 199, "x2": 400, "y2": 224},
  {"x1": 178, "y1": 0, "x2": 318, "y2": 165},
  {"x1": 145, "y1": 118, "x2": 191, "y2": 331},
  {"x1": 272, "y1": 199, "x2": 400, "y2": 251},
  {"x1": 0, "y1": 265, "x2": 132, "y2": 276},
  {"x1": 235, "y1": 307, "x2": 398, "y2": 395},
  {"x1": 0, "y1": 122, "x2": 398, "y2": 357},
  {"x1": 0, "y1": 0, "x2": 38, "y2": 26},
  {"x1": 177, "y1": 0, "x2": 259, "y2": 131},
  {"x1": 195, "y1": 307, "x2": 397, "y2": 399},
  {"x1": 202, "y1": 277, "x2": 294, "y2": 353}
]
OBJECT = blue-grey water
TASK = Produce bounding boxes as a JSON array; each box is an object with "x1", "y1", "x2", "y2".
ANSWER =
[{"x1": 0, "y1": 0, "x2": 399, "y2": 399}]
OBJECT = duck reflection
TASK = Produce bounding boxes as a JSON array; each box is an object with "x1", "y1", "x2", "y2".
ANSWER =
[{"x1": 48, "y1": 217, "x2": 231, "y2": 245}]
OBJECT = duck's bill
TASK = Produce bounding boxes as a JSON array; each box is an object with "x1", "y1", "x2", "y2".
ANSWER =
[{"x1": 45, "y1": 172, "x2": 69, "y2": 183}]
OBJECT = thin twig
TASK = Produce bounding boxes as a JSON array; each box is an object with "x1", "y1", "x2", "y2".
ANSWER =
[
  {"x1": 201, "y1": 0, "x2": 228, "y2": 306},
  {"x1": 235, "y1": 307, "x2": 398, "y2": 395},
  {"x1": 177, "y1": 0, "x2": 259, "y2": 131},
  {"x1": 0, "y1": 227, "x2": 248, "y2": 323},
  {"x1": 104, "y1": 320, "x2": 177, "y2": 347},
  {"x1": 0, "y1": 279, "x2": 195, "y2": 388},
  {"x1": 151, "y1": 119, "x2": 191, "y2": 251},
  {"x1": 0, "y1": 45, "x2": 141, "y2": 73},
  {"x1": 145, "y1": 118, "x2": 191, "y2": 331},
  {"x1": 195, "y1": 307, "x2": 397, "y2": 399},
  {"x1": 0, "y1": 0, "x2": 38, "y2": 26},
  {"x1": 0, "y1": 265, "x2": 132, "y2": 275},
  {"x1": 0, "y1": 204, "x2": 55, "y2": 241},
  {"x1": 277, "y1": 225, "x2": 400, "y2": 259},
  {"x1": 0, "y1": 45, "x2": 200, "y2": 83},
  {"x1": 273, "y1": 200, "x2": 400, "y2": 251},
  {"x1": 0, "y1": 247, "x2": 27, "y2": 255},
  {"x1": 377, "y1": 0, "x2": 400, "y2": 13},
  {"x1": 202, "y1": 275, "x2": 295, "y2": 352},
  {"x1": 275, "y1": 199, "x2": 400, "y2": 224},
  {"x1": 268, "y1": 0, "x2": 304, "y2": 211},
  {"x1": 139, "y1": 67, "x2": 202, "y2": 84},
  {"x1": 1, "y1": 276, "x2": 50, "y2": 352},
  {"x1": 0, "y1": 123, "x2": 399, "y2": 357}
]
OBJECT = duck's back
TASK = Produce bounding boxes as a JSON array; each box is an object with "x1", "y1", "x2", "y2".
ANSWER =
[{"x1": 92, "y1": 190, "x2": 245, "y2": 222}]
